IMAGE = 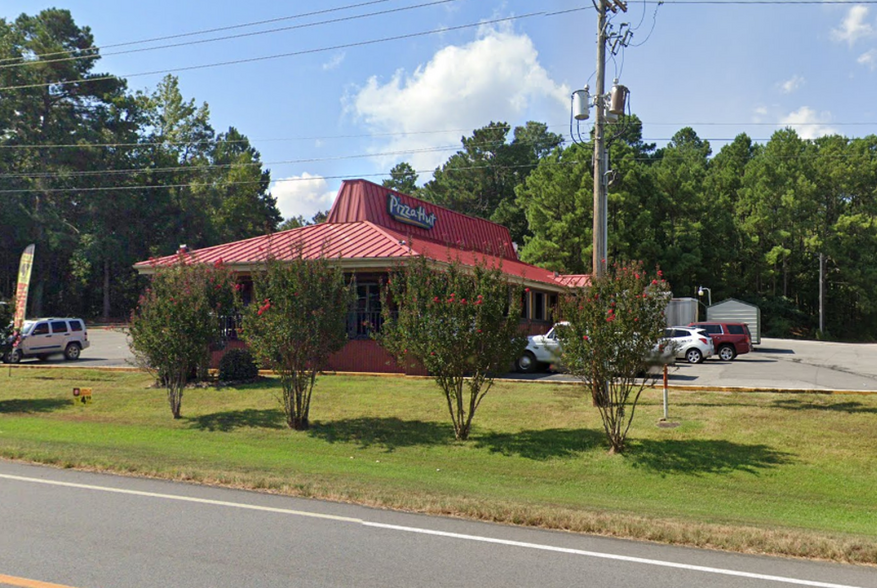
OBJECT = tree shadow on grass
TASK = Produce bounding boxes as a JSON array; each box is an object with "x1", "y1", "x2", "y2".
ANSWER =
[
  {"x1": 0, "y1": 398, "x2": 71, "y2": 414},
  {"x1": 187, "y1": 408, "x2": 286, "y2": 432},
  {"x1": 770, "y1": 398, "x2": 877, "y2": 414},
  {"x1": 308, "y1": 417, "x2": 453, "y2": 452},
  {"x1": 627, "y1": 439, "x2": 794, "y2": 475},
  {"x1": 474, "y1": 428, "x2": 607, "y2": 460}
]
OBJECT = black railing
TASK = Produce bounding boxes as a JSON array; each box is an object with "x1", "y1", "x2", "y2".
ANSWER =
[
  {"x1": 347, "y1": 311, "x2": 383, "y2": 340},
  {"x1": 219, "y1": 313, "x2": 242, "y2": 341}
]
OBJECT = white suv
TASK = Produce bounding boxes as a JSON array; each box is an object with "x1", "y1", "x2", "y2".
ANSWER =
[
  {"x1": 5, "y1": 318, "x2": 90, "y2": 363},
  {"x1": 663, "y1": 326, "x2": 715, "y2": 364},
  {"x1": 516, "y1": 322, "x2": 675, "y2": 373}
]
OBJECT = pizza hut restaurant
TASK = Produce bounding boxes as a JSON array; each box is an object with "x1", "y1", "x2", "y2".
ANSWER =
[{"x1": 134, "y1": 179, "x2": 589, "y2": 374}]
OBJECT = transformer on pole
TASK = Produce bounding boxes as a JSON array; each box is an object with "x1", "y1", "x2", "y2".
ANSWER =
[{"x1": 570, "y1": 0, "x2": 631, "y2": 278}]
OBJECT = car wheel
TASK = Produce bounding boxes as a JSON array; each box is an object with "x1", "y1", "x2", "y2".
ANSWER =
[
  {"x1": 685, "y1": 348, "x2": 703, "y2": 364},
  {"x1": 64, "y1": 343, "x2": 82, "y2": 361},
  {"x1": 7, "y1": 349, "x2": 22, "y2": 364},
  {"x1": 516, "y1": 351, "x2": 539, "y2": 373},
  {"x1": 718, "y1": 344, "x2": 736, "y2": 361}
]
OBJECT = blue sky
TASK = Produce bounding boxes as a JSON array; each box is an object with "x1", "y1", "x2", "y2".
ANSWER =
[{"x1": 5, "y1": 0, "x2": 877, "y2": 221}]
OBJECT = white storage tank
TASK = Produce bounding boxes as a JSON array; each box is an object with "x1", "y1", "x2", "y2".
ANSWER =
[{"x1": 665, "y1": 297, "x2": 698, "y2": 328}]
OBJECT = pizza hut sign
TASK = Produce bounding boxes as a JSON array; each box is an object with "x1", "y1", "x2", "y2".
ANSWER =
[{"x1": 387, "y1": 193, "x2": 437, "y2": 230}]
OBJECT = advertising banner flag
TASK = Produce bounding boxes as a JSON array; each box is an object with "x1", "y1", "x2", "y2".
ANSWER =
[{"x1": 13, "y1": 244, "x2": 35, "y2": 330}]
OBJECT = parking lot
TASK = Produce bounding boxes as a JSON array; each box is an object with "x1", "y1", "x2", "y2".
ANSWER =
[
  {"x1": 500, "y1": 337, "x2": 877, "y2": 392},
  {"x1": 9, "y1": 328, "x2": 877, "y2": 392}
]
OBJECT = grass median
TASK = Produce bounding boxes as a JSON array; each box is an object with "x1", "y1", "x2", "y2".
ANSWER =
[{"x1": 0, "y1": 367, "x2": 875, "y2": 564}]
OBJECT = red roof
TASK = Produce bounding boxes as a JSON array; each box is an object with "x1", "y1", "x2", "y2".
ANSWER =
[
  {"x1": 134, "y1": 221, "x2": 572, "y2": 288},
  {"x1": 134, "y1": 179, "x2": 590, "y2": 290},
  {"x1": 328, "y1": 179, "x2": 517, "y2": 260}
]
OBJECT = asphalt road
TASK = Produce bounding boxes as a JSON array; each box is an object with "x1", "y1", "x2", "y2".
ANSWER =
[
  {"x1": 13, "y1": 328, "x2": 877, "y2": 392},
  {"x1": 1, "y1": 461, "x2": 875, "y2": 588}
]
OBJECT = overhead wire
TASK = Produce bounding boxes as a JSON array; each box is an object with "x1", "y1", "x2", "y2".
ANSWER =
[
  {"x1": 0, "y1": 122, "x2": 568, "y2": 150},
  {"x1": 0, "y1": 0, "x2": 397, "y2": 66},
  {"x1": 5, "y1": 141, "x2": 876, "y2": 196},
  {"x1": 0, "y1": 12, "x2": 545, "y2": 93},
  {"x1": 0, "y1": 161, "x2": 573, "y2": 195},
  {"x1": 0, "y1": 144, "x2": 475, "y2": 180},
  {"x1": 0, "y1": 0, "x2": 462, "y2": 72}
]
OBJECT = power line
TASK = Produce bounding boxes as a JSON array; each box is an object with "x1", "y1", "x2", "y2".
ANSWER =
[
  {"x1": 0, "y1": 12, "x2": 544, "y2": 93},
  {"x1": 0, "y1": 123, "x2": 548, "y2": 150},
  {"x1": 0, "y1": 144, "x2": 471, "y2": 180},
  {"x1": 0, "y1": 0, "x2": 461, "y2": 72},
  {"x1": 0, "y1": 0, "x2": 397, "y2": 66},
  {"x1": 648, "y1": 0, "x2": 877, "y2": 3},
  {"x1": 0, "y1": 130, "x2": 871, "y2": 181},
  {"x1": 5, "y1": 142, "x2": 875, "y2": 195},
  {"x1": 2, "y1": 119, "x2": 875, "y2": 151},
  {"x1": 0, "y1": 161, "x2": 567, "y2": 195}
]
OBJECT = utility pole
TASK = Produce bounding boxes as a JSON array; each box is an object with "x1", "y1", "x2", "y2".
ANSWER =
[
  {"x1": 570, "y1": 0, "x2": 629, "y2": 279},
  {"x1": 592, "y1": 0, "x2": 608, "y2": 278}
]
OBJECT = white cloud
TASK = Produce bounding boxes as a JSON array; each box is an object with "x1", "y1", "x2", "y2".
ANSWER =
[
  {"x1": 322, "y1": 52, "x2": 345, "y2": 71},
  {"x1": 270, "y1": 173, "x2": 336, "y2": 221},
  {"x1": 346, "y1": 25, "x2": 569, "y2": 175},
  {"x1": 780, "y1": 75, "x2": 805, "y2": 94},
  {"x1": 780, "y1": 106, "x2": 838, "y2": 139},
  {"x1": 858, "y1": 48, "x2": 877, "y2": 70},
  {"x1": 831, "y1": 6, "x2": 875, "y2": 46}
]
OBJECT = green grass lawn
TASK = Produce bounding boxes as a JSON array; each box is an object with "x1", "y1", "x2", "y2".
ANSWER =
[{"x1": 1, "y1": 367, "x2": 875, "y2": 563}]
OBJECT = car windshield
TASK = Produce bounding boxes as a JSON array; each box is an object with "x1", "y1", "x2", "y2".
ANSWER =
[
  {"x1": 20, "y1": 321, "x2": 35, "y2": 335},
  {"x1": 545, "y1": 323, "x2": 569, "y2": 340}
]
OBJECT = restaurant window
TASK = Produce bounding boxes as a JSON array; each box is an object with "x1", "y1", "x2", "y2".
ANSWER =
[
  {"x1": 349, "y1": 283, "x2": 382, "y2": 339},
  {"x1": 219, "y1": 279, "x2": 251, "y2": 341},
  {"x1": 533, "y1": 292, "x2": 546, "y2": 321},
  {"x1": 548, "y1": 294, "x2": 558, "y2": 323},
  {"x1": 521, "y1": 290, "x2": 530, "y2": 319}
]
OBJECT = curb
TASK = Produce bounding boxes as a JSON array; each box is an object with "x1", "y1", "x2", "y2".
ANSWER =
[{"x1": 4, "y1": 364, "x2": 876, "y2": 395}]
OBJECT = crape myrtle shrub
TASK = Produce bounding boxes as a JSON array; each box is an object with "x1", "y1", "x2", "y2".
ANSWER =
[
  {"x1": 218, "y1": 348, "x2": 259, "y2": 382},
  {"x1": 129, "y1": 254, "x2": 234, "y2": 418},
  {"x1": 238, "y1": 251, "x2": 353, "y2": 430},
  {"x1": 379, "y1": 254, "x2": 526, "y2": 441},
  {"x1": 557, "y1": 261, "x2": 671, "y2": 454}
]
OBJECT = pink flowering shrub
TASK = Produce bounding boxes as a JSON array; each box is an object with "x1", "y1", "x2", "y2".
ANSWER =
[
  {"x1": 379, "y1": 254, "x2": 526, "y2": 441},
  {"x1": 238, "y1": 252, "x2": 353, "y2": 430},
  {"x1": 556, "y1": 260, "x2": 671, "y2": 454},
  {"x1": 129, "y1": 253, "x2": 234, "y2": 419}
]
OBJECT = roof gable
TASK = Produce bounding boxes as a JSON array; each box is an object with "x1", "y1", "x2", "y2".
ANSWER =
[{"x1": 327, "y1": 179, "x2": 517, "y2": 260}]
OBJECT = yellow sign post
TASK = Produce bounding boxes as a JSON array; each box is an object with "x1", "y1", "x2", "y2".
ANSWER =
[{"x1": 72, "y1": 387, "x2": 92, "y2": 405}]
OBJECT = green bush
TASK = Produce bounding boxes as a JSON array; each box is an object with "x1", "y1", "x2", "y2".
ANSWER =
[
  {"x1": 218, "y1": 348, "x2": 259, "y2": 382},
  {"x1": 129, "y1": 254, "x2": 234, "y2": 418}
]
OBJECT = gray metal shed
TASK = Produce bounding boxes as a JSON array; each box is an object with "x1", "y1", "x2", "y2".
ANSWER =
[{"x1": 707, "y1": 298, "x2": 761, "y2": 344}]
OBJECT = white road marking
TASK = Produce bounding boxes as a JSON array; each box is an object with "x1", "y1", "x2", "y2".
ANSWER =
[{"x1": 0, "y1": 472, "x2": 866, "y2": 588}]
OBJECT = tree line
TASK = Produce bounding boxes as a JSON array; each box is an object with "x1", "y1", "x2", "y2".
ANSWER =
[
  {"x1": 0, "y1": 10, "x2": 281, "y2": 320},
  {"x1": 389, "y1": 119, "x2": 877, "y2": 341},
  {"x1": 3, "y1": 10, "x2": 876, "y2": 340}
]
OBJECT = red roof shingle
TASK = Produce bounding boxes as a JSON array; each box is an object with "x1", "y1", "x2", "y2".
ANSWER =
[{"x1": 134, "y1": 179, "x2": 589, "y2": 290}]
